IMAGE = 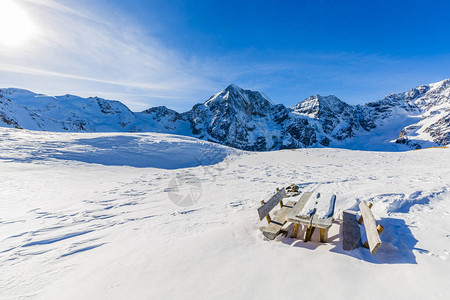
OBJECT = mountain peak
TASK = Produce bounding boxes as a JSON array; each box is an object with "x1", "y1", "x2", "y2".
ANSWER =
[
  {"x1": 0, "y1": 88, "x2": 37, "y2": 97},
  {"x1": 305, "y1": 94, "x2": 344, "y2": 104},
  {"x1": 430, "y1": 78, "x2": 450, "y2": 87},
  {"x1": 205, "y1": 83, "x2": 269, "y2": 104},
  {"x1": 225, "y1": 83, "x2": 242, "y2": 91},
  {"x1": 427, "y1": 78, "x2": 450, "y2": 94},
  {"x1": 204, "y1": 84, "x2": 272, "y2": 112},
  {"x1": 293, "y1": 94, "x2": 349, "y2": 116}
]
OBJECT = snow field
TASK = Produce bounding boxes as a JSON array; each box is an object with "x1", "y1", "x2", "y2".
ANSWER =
[{"x1": 0, "y1": 128, "x2": 449, "y2": 299}]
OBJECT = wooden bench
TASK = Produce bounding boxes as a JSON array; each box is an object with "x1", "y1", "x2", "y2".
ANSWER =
[
  {"x1": 343, "y1": 201, "x2": 384, "y2": 255},
  {"x1": 342, "y1": 210, "x2": 362, "y2": 250},
  {"x1": 258, "y1": 188, "x2": 296, "y2": 240}
]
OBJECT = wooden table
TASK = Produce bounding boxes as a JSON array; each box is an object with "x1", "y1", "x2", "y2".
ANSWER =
[{"x1": 286, "y1": 192, "x2": 336, "y2": 242}]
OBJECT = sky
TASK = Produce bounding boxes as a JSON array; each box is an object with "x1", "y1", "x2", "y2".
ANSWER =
[{"x1": 1, "y1": 0, "x2": 450, "y2": 111}]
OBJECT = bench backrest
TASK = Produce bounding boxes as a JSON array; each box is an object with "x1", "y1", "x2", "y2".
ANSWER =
[
  {"x1": 325, "y1": 194, "x2": 337, "y2": 219},
  {"x1": 359, "y1": 201, "x2": 382, "y2": 255},
  {"x1": 257, "y1": 188, "x2": 286, "y2": 221}
]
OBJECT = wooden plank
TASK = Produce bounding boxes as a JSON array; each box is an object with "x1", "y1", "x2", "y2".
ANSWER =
[
  {"x1": 359, "y1": 201, "x2": 382, "y2": 255},
  {"x1": 310, "y1": 214, "x2": 333, "y2": 229},
  {"x1": 262, "y1": 201, "x2": 295, "y2": 240},
  {"x1": 288, "y1": 193, "x2": 336, "y2": 229},
  {"x1": 319, "y1": 194, "x2": 336, "y2": 219},
  {"x1": 320, "y1": 228, "x2": 327, "y2": 243},
  {"x1": 363, "y1": 224, "x2": 384, "y2": 248},
  {"x1": 300, "y1": 193, "x2": 336, "y2": 219},
  {"x1": 358, "y1": 202, "x2": 373, "y2": 224},
  {"x1": 291, "y1": 223, "x2": 300, "y2": 239},
  {"x1": 260, "y1": 200, "x2": 271, "y2": 224},
  {"x1": 257, "y1": 188, "x2": 286, "y2": 221},
  {"x1": 304, "y1": 225, "x2": 315, "y2": 242},
  {"x1": 343, "y1": 210, "x2": 361, "y2": 251},
  {"x1": 308, "y1": 194, "x2": 336, "y2": 229},
  {"x1": 286, "y1": 192, "x2": 313, "y2": 222}
]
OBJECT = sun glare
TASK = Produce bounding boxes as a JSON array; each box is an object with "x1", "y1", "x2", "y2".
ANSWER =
[{"x1": 0, "y1": 0, "x2": 35, "y2": 46}]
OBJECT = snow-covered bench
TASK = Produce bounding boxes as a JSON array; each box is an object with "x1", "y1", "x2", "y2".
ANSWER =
[
  {"x1": 257, "y1": 187, "x2": 296, "y2": 240},
  {"x1": 258, "y1": 186, "x2": 337, "y2": 242},
  {"x1": 343, "y1": 201, "x2": 384, "y2": 255}
]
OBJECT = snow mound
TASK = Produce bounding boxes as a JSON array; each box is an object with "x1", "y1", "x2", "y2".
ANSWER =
[{"x1": 0, "y1": 129, "x2": 235, "y2": 169}]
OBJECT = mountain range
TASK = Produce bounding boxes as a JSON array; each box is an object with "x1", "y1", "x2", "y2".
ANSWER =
[{"x1": 1, "y1": 79, "x2": 450, "y2": 151}]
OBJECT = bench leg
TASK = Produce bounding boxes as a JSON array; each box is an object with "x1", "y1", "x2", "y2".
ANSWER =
[
  {"x1": 320, "y1": 228, "x2": 327, "y2": 243},
  {"x1": 363, "y1": 224, "x2": 384, "y2": 248},
  {"x1": 291, "y1": 223, "x2": 300, "y2": 238},
  {"x1": 304, "y1": 226, "x2": 315, "y2": 242}
]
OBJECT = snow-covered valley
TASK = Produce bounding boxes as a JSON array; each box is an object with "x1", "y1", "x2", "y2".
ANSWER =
[{"x1": 1, "y1": 128, "x2": 449, "y2": 299}]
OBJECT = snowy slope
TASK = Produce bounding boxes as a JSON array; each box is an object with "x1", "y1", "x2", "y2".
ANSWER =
[
  {"x1": 393, "y1": 79, "x2": 450, "y2": 147},
  {"x1": 0, "y1": 128, "x2": 449, "y2": 299},
  {"x1": 0, "y1": 89, "x2": 137, "y2": 132},
  {"x1": 2, "y1": 79, "x2": 450, "y2": 150}
]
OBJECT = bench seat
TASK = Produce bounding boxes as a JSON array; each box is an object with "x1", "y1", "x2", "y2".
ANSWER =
[{"x1": 262, "y1": 201, "x2": 296, "y2": 240}]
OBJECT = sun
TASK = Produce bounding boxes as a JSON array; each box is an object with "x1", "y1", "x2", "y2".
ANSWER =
[{"x1": 0, "y1": 0, "x2": 35, "y2": 46}]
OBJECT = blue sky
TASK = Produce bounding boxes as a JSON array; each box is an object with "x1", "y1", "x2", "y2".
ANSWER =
[{"x1": 1, "y1": 0, "x2": 450, "y2": 111}]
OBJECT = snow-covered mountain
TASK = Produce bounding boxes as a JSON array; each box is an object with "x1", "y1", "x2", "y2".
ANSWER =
[
  {"x1": 140, "y1": 80, "x2": 450, "y2": 150},
  {"x1": 389, "y1": 80, "x2": 450, "y2": 147},
  {"x1": 1, "y1": 79, "x2": 450, "y2": 150},
  {"x1": 0, "y1": 88, "x2": 137, "y2": 132}
]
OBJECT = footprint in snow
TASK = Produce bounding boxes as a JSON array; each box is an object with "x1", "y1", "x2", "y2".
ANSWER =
[{"x1": 417, "y1": 249, "x2": 448, "y2": 260}]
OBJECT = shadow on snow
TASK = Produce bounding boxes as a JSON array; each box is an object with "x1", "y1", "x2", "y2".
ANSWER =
[
  {"x1": 1, "y1": 135, "x2": 230, "y2": 169},
  {"x1": 280, "y1": 217, "x2": 419, "y2": 264}
]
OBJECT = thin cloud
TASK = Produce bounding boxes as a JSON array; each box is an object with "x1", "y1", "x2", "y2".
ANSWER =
[
  {"x1": 2, "y1": 1, "x2": 448, "y2": 112},
  {"x1": 1, "y1": 0, "x2": 222, "y2": 110}
]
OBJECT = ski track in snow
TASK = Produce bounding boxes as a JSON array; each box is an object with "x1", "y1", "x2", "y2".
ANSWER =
[{"x1": 0, "y1": 128, "x2": 450, "y2": 299}]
